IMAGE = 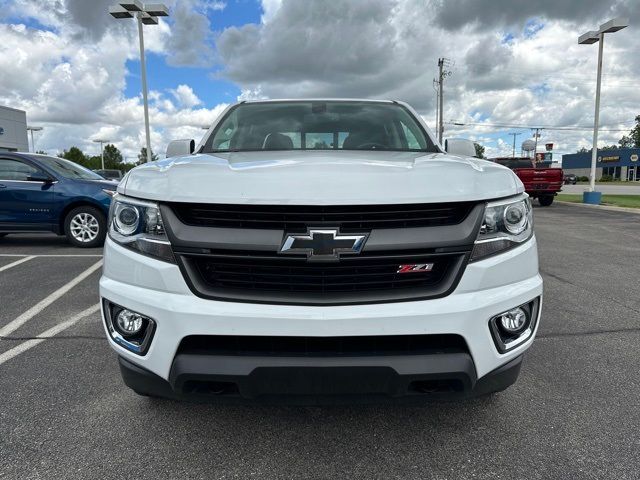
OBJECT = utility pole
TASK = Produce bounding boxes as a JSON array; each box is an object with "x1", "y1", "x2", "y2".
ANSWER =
[
  {"x1": 438, "y1": 59, "x2": 444, "y2": 144},
  {"x1": 432, "y1": 78, "x2": 439, "y2": 135},
  {"x1": 437, "y1": 58, "x2": 452, "y2": 144},
  {"x1": 508, "y1": 132, "x2": 521, "y2": 158}
]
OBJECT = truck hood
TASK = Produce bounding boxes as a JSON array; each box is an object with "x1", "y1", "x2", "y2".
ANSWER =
[{"x1": 119, "y1": 151, "x2": 523, "y2": 205}]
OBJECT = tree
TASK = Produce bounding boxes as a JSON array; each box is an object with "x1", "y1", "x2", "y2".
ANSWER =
[
  {"x1": 474, "y1": 143, "x2": 485, "y2": 159},
  {"x1": 138, "y1": 147, "x2": 158, "y2": 163},
  {"x1": 103, "y1": 144, "x2": 124, "y2": 167},
  {"x1": 618, "y1": 115, "x2": 640, "y2": 148},
  {"x1": 58, "y1": 146, "x2": 89, "y2": 167}
]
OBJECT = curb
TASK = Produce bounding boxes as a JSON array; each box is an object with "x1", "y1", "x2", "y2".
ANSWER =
[{"x1": 555, "y1": 201, "x2": 640, "y2": 214}]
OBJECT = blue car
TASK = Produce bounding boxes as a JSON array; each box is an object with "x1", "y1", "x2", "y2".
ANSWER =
[{"x1": 0, "y1": 152, "x2": 117, "y2": 247}]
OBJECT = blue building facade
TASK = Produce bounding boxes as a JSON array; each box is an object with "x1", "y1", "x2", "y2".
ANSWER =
[{"x1": 562, "y1": 148, "x2": 640, "y2": 181}]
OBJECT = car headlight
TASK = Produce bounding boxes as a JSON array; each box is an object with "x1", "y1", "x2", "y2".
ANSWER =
[
  {"x1": 108, "y1": 194, "x2": 174, "y2": 263},
  {"x1": 470, "y1": 194, "x2": 533, "y2": 261}
]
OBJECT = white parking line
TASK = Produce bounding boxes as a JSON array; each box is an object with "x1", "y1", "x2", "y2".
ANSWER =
[
  {"x1": 0, "y1": 259, "x2": 103, "y2": 337},
  {"x1": 0, "y1": 304, "x2": 100, "y2": 366},
  {"x1": 0, "y1": 254, "x2": 103, "y2": 257},
  {"x1": 0, "y1": 256, "x2": 36, "y2": 273}
]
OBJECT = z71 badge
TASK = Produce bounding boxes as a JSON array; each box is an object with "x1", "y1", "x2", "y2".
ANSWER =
[{"x1": 396, "y1": 263, "x2": 434, "y2": 274}]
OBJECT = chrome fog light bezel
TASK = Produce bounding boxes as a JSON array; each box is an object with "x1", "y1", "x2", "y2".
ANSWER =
[
  {"x1": 103, "y1": 300, "x2": 156, "y2": 355},
  {"x1": 489, "y1": 298, "x2": 539, "y2": 353}
]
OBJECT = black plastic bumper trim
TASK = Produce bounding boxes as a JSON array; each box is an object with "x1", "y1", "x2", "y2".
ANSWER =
[{"x1": 117, "y1": 353, "x2": 523, "y2": 404}]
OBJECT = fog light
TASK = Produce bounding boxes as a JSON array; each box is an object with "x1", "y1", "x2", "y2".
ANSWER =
[
  {"x1": 498, "y1": 307, "x2": 527, "y2": 334},
  {"x1": 116, "y1": 309, "x2": 144, "y2": 336},
  {"x1": 488, "y1": 298, "x2": 539, "y2": 354},
  {"x1": 103, "y1": 300, "x2": 156, "y2": 355}
]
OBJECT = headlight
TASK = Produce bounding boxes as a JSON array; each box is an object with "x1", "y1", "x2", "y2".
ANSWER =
[
  {"x1": 470, "y1": 195, "x2": 533, "y2": 261},
  {"x1": 108, "y1": 194, "x2": 174, "y2": 263}
]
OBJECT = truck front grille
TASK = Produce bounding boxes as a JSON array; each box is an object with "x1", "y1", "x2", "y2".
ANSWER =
[
  {"x1": 175, "y1": 250, "x2": 469, "y2": 305},
  {"x1": 169, "y1": 202, "x2": 475, "y2": 231},
  {"x1": 163, "y1": 201, "x2": 482, "y2": 305}
]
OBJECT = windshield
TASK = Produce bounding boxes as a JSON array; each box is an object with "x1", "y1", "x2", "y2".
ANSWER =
[
  {"x1": 202, "y1": 101, "x2": 436, "y2": 153},
  {"x1": 35, "y1": 155, "x2": 105, "y2": 180}
]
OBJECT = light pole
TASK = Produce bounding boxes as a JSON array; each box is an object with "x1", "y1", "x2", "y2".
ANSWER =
[
  {"x1": 26, "y1": 126, "x2": 43, "y2": 153},
  {"x1": 508, "y1": 132, "x2": 521, "y2": 158},
  {"x1": 92, "y1": 139, "x2": 110, "y2": 170},
  {"x1": 578, "y1": 17, "x2": 629, "y2": 204},
  {"x1": 109, "y1": 1, "x2": 169, "y2": 163}
]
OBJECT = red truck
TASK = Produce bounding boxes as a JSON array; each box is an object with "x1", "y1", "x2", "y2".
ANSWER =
[{"x1": 491, "y1": 157, "x2": 563, "y2": 206}]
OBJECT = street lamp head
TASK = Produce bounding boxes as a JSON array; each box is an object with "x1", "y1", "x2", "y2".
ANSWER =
[
  {"x1": 27, "y1": 126, "x2": 44, "y2": 132},
  {"x1": 92, "y1": 139, "x2": 110, "y2": 144},
  {"x1": 119, "y1": 0, "x2": 143, "y2": 11},
  {"x1": 140, "y1": 13, "x2": 159, "y2": 25},
  {"x1": 109, "y1": 5, "x2": 133, "y2": 18},
  {"x1": 578, "y1": 31, "x2": 600, "y2": 44},
  {"x1": 144, "y1": 4, "x2": 169, "y2": 16},
  {"x1": 599, "y1": 17, "x2": 629, "y2": 34}
]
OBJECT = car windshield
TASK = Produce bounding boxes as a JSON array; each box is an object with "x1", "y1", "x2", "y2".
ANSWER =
[
  {"x1": 202, "y1": 101, "x2": 437, "y2": 153},
  {"x1": 35, "y1": 155, "x2": 105, "y2": 180}
]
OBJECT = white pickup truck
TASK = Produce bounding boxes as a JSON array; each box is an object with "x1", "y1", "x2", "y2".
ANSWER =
[{"x1": 100, "y1": 99, "x2": 542, "y2": 402}]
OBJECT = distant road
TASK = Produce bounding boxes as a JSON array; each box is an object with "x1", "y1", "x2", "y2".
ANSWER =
[{"x1": 562, "y1": 183, "x2": 640, "y2": 195}]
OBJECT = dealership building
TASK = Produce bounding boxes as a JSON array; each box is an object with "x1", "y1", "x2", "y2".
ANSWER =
[
  {"x1": 562, "y1": 148, "x2": 640, "y2": 181},
  {"x1": 0, "y1": 106, "x2": 29, "y2": 152}
]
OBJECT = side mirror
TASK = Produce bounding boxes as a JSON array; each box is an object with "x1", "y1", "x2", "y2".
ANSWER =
[
  {"x1": 445, "y1": 138, "x2": 477, "y2": 158},
  {"x1": 27, "y1": 171, "x2": 53, "y2": 183},
  {"x1": 166, "y1": 139, "x2": 195, "y2": 158}
]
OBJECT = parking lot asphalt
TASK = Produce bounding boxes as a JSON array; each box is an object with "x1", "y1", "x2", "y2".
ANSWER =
[{"x1": 1, "y1": 204, "x2": 639, "y2": 480}]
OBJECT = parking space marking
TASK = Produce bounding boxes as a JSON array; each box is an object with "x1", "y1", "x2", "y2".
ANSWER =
[
  {"x1": 0, "y1": 304, "x2": 100, "y2": 366},
  {"x1": 0, "y1": 254, "x2": 103, "y2": 257},
  {"x1": 0, "y1": 256, "x2": 36, "y2": 273},
  {"x1": 0, "y1": 259, "x2": 103, "y2": 337}
]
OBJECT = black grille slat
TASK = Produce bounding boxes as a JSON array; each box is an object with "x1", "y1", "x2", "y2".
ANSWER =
[
  {"x1": 185, "y1": 252, "x2": 457, "y2": 295},
  {"x1": 170, "y1": 202, "x2": 474, "y2": 230}
]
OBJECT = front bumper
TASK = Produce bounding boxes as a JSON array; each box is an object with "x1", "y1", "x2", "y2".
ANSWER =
[
  {"x1": 100, "y1": 235, "x2": 542, "y2": 401},
  {"x1": 118, "y1": 353, "x2": 524, "y2": 404}
]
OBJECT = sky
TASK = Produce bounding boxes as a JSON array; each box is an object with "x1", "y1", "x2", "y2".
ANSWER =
[{"x1": 0, "y1": 0, "x2": 638, "y2": 162}]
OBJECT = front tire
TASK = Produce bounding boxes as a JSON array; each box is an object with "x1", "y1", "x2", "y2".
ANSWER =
[
  {"x1": 538, "y1": 195, "x2": 554, "y2": 207},
  {"x1": 64, "y1": 206, "x2": 106, "y2": 248}
]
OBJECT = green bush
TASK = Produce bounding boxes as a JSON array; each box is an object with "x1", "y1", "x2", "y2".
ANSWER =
[
  {"x1": 599, "y1": 175, "x2": 614, "y2": 182},
  {"x1": 578, "y1": 176, "x2": 589, "y2": 182}
]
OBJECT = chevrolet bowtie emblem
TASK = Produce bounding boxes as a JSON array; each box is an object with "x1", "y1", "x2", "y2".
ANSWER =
[{"x1": 279, "y1": 229, "x2": 369, "y2": 261}]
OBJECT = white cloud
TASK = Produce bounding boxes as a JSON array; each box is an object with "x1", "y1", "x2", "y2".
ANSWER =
[
  {"x1": 171, "y1": 84, "x2": 203, "y2": 108},
  {"x1": 260, "y1": 0, "x2": 282, "y2": 24},
  {"x1": 237, "y1": 86, "x2": 268, "y2": 102}
]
